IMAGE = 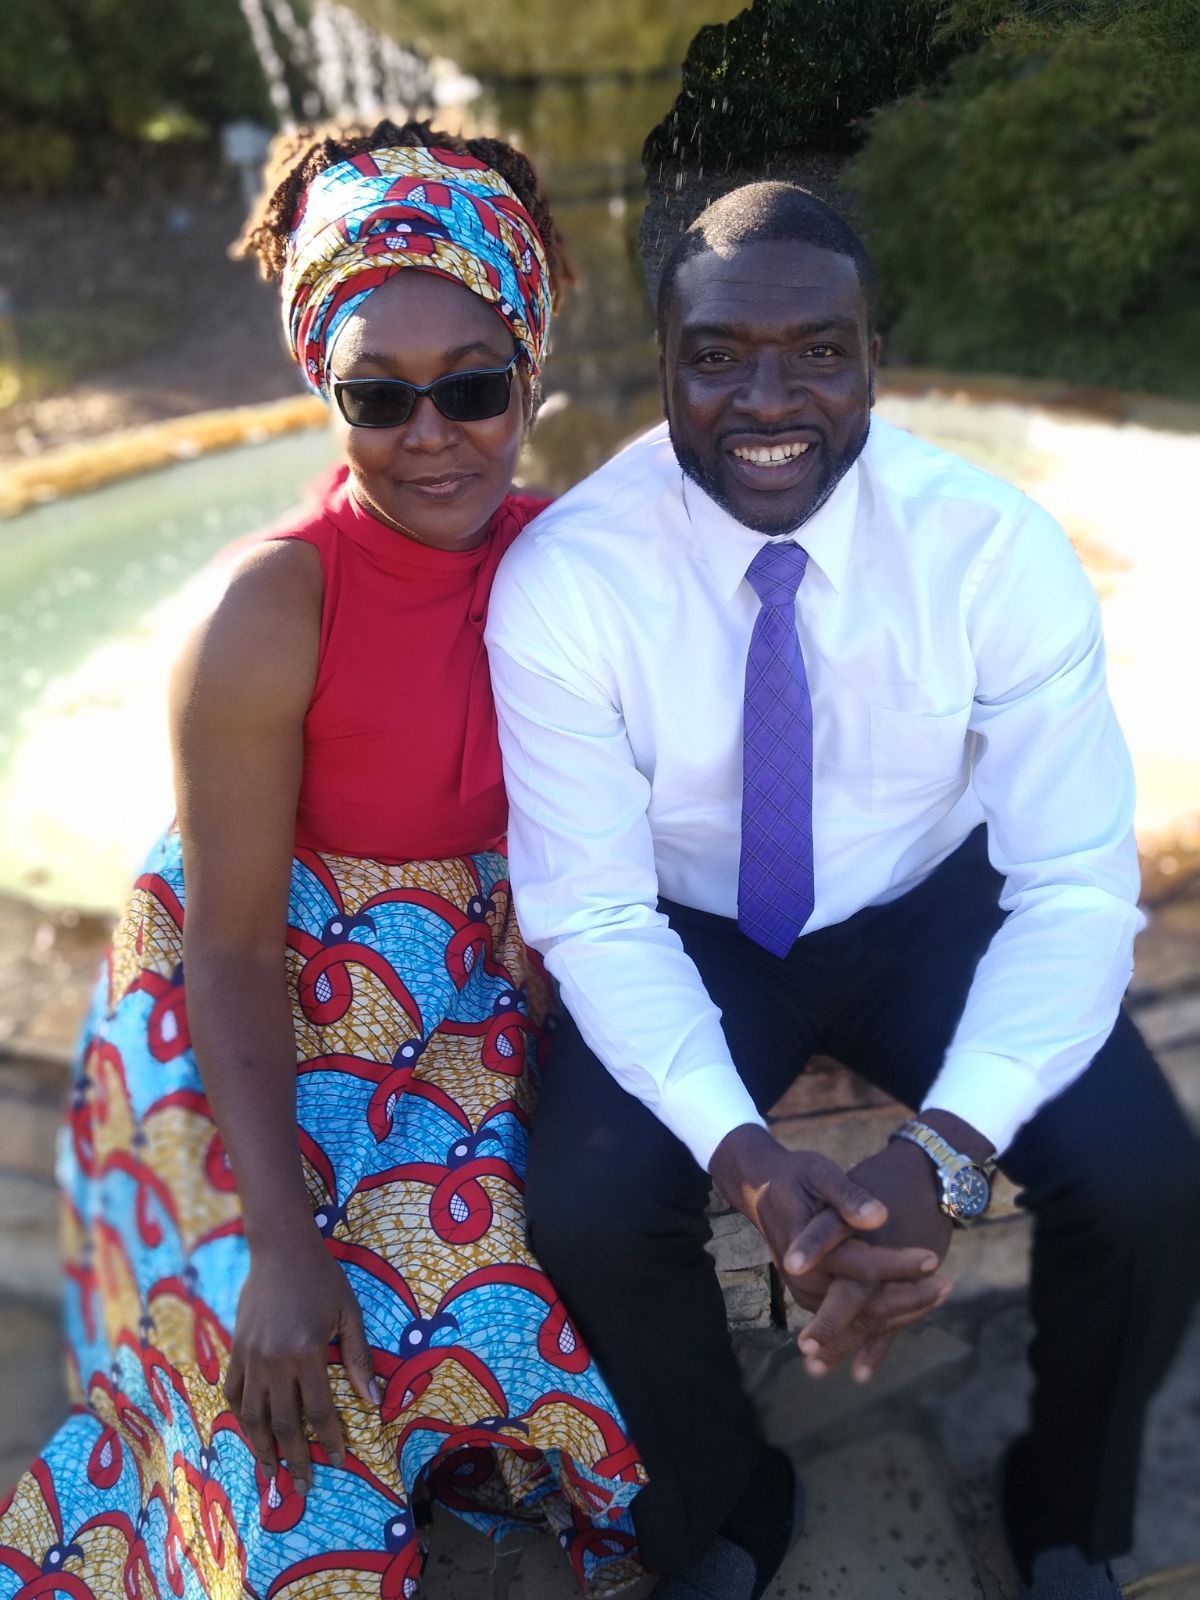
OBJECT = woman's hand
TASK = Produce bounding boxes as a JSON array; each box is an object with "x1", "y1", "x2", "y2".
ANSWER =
[{"x1": 224, "y1": 1230, "x2": 379, "y2": 1493}]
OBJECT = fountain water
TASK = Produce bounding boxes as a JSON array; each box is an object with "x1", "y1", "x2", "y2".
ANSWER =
[{"x1": 235, "y1": 0, "x2": 480, "y2": 130}]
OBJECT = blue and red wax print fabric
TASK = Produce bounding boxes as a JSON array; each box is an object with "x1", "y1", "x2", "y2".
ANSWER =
[{"x1": 0, "y1": 835, "x2": 643, "y2": 1599}]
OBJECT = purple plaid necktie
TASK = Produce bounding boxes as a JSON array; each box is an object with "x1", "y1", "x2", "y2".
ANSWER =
[{"x1": 738, "y1": 540, "x2": 815, "y2": 956}]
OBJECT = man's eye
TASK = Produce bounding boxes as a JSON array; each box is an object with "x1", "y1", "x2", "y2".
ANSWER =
[
  {"x1": 694, "y1": 350, "x2": 733, "y2": 366},
  {"x1": 806, "y1": 344, "x2": 839, "y2": 358}
]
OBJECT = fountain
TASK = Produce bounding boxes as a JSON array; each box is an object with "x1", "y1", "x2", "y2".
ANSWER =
[
  {"x1": 235, "y1": 0, "x2": 475, "y2": 128},
  {"x1": 1, "y1": 12, "x2": 1199, "y2": 1593},
  {"x1": 1, "y1": 0, "x2": 1198, "y2": 910}
]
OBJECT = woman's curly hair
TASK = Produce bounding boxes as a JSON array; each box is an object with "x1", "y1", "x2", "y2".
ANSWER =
[{"x1": 233, "y1": 116, "x2": 571, "y2": 308}]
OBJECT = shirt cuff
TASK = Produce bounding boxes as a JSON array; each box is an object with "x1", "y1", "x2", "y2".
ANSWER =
[
  {"x1": 921, "y1": 1050, "x2": 1048, "y2": 1158},
  {"x1": 656, "y1": 1063, "x2": 768, "y2": 1171}
]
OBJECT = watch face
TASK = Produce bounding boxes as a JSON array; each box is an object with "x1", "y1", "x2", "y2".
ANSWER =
[{"x1": 947, "y1": 1166, "x2": 991, "y2": 1218}]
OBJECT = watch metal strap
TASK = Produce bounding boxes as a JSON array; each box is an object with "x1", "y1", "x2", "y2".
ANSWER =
[{"x1": 893, "y1": 1119, "x2": 966, "y2": 1171}]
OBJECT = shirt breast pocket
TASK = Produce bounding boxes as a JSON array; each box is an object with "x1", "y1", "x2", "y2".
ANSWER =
[{"x1": 868, "y1": 702, "x2": 972, "y2": 820}]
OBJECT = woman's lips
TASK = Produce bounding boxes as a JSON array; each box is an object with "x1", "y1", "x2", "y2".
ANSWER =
[{"x1": 397, "y1": 472, "x2": 477, "y2": 501}]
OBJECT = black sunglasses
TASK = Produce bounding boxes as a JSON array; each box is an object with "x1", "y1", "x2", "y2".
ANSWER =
[{"x1": 331, "y1": 354, "x2": 520, "y2": 429}]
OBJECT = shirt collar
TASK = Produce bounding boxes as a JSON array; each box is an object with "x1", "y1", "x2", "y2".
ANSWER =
[{"x1": 680, "y1": 447, "x2": 861, "y2": 603}]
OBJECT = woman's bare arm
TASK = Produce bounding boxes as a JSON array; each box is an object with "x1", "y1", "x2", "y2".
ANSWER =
[
  {"x1": 171, "y1": 539, "x2": 375, "y2": 1489},
  {"x1": 172, "y1": 540, "x2": 318, "y2": 1242}
]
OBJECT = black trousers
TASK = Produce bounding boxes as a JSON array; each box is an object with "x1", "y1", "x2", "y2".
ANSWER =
[{"x1": 526, "y1": 828, "x2": 1200, "y2": 1574}]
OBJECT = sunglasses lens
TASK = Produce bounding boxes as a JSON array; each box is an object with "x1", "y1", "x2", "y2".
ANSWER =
[
  {"x1": 336, "y1": 381, "x2": 416, "y2": 429},
  {"x1": 432, "y1": 368, "x2": 513, "y2": 422},
  {"x1": 334, "y1": 363, "x2": 515, "y2": 428}
]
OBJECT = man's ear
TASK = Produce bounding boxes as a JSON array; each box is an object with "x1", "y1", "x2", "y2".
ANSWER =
[{"x1": 867, "y1": 333, "x2": 883, "y2": 408}]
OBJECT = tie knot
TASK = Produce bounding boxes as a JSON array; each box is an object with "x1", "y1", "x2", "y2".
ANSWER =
[{"x1": 745, "y1": 540, "x2": 810, "y2": 609}]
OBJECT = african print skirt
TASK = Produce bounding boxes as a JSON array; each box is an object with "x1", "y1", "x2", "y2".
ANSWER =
[{"x1": 0, "y1": 833, "x2": 645, "y2": 1599}]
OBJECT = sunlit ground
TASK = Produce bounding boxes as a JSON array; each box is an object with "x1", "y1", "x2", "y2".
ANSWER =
[
  {"x1": 0, "y1": 392, "x2": 1196, "y2": 911},
  {"x1": 881, "y1": 393, "x2": 1200, "y2": 853}
]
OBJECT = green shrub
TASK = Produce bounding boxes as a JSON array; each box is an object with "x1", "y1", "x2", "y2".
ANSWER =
[
  {"x1": 847, "y1": 0, "x2": 1200, "y2": 393},
  {"x1": 0, "y1": 0, "x2": 270, "y2": 190},
  {"x1": 0, "y1": 125, "x2": 76, "y2": 195}
]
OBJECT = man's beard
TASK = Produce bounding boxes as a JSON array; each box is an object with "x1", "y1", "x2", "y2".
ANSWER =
[{"x1": 670, "y1": 416, "x2": 871, "y2": 536}]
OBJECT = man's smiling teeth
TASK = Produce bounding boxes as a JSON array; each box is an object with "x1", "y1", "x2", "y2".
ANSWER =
[{"x1": 732, "y1": 442, "x2": 811, "y2": 464}]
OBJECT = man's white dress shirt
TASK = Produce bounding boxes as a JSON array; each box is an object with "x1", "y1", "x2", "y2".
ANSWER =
[{"x1": 486, "y1": 417, "x2": 1143, "y2": 1170}]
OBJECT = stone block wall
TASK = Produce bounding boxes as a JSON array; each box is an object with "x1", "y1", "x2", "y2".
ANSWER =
[
  {"x1": 0, "y1": 1054, "x2": 68, "y2": 1304},
  {"x1": 0, "y1": 896, "x2": 111, "y2": 1306}
]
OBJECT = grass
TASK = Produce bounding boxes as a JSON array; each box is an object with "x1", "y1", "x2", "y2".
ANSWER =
[{"x1": 0, "y1": 298, "x2": 176, "y2": 407}]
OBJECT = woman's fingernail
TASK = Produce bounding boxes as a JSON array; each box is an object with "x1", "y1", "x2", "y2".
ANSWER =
[
  {"x1": 368, "y1": 1379, "x2": 382, "y2": 1406},
  {"x1": 853, "y1": 1365, "x2": 872, "y2": 1385},
  {"x1": 808, "y1": 1358, "x2": 829, "y2": 1377},
  {"x1": 787, "y1": 1253, "x2": 807, "y2": 1274},
  {"x1": 296, "y1": 1477, "x2": 310, "y2": 1496},
  {"x1": 921, "y1": 1255, "x2": 939, "y2": 1272},
  {"x1": 799, "y1": 1338, "x2": 819, "y2": 1355},
  {"x1": 330, "y1": 1452, "x2": 344, "y2": 1470}
]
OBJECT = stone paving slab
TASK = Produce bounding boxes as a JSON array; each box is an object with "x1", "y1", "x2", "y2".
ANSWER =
[
  {"x1": 777, "y1": 1430, "x2": 992, "y2": 1599},
  {"x1": 759, "y1": 1326, "x2": 973, "y2": 1454},
  {"x1": 1127, "y1": 1570, "x2": 1200, "y2": 1599},
  {"x1": 927, "y1": 1302, "x2": 1200, "y2": 1588},
  {"x1": 419, "y1": 1430, "x2": 989, "y2": 1600},
  {"x1": 502, "y1": 1536, "x2": 653, "y2": 1600},
  {"x1": 417, "y1": 1512, "x2": 514, "y2": 1599},
  {"x1": 939, "y1": 1214, "x2": 1033, "y2": 1301},
  {"x1": 418, "y1": 1514, "x2": 654, "y2": 1600}
]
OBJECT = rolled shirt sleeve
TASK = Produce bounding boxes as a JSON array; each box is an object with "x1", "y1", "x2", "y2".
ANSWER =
[
  {"x1": 922, "y1": 502, "x2": 1145, "y2": 1153},
  {"x1": 486, "y1": 538, "x2": 766, "y2": 1170}
]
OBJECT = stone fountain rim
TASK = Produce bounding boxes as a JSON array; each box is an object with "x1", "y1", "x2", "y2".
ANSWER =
[
  {"x1": 0, "y1": 395, "x2": 328, "y2": 521},
  {"x1": 0, "y1": 378, "x2": 1195, "y2": 892}
]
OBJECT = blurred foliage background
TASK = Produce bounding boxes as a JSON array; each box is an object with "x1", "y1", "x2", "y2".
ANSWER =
[
  {"x1": 645, "y1": 0, "x2": 1200, "y2": 397},
  {"x1": 0, "y1": 0, "x2": 271, "y2": 191},
  {"x1": 849, "y1": 0, "x2": 1200, "y2": 394},
  {"x1": 1, "y1": 0, "x2": 1197, "y2": 396}
]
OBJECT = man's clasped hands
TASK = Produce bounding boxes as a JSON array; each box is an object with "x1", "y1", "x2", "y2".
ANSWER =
[{"x1": 710, "y1": 1109, "x2": 995, "y2": 1383}]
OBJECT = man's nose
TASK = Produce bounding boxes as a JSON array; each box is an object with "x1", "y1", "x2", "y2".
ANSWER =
[
  {"x1": 736, "y1": 352, "x2": 805, "y2": 423},
  {"x1": 402, "y1": 392, "x2": 459, "y2": 450}
]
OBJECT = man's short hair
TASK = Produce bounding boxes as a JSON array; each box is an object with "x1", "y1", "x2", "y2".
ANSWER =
[{"x1": 655, "y1": 181, "x2": 879, "y2": 344}]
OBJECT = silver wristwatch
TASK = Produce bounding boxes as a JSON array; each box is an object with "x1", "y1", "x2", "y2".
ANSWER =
[{"x1": 890, "y1": 1119, "x2": 995, "y2": 1225}]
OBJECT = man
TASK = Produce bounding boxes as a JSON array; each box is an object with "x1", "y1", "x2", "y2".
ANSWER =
[{"x1": 485, "y1": 184, "x2": 1200, "y2": 1600}]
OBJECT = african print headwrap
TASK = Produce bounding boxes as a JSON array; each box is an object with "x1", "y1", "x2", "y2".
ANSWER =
[{"x1": 281, "y1": 144, "x2": 553, "y2": 397}]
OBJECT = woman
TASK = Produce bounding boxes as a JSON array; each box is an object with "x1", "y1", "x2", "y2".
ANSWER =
[{"x1": 0, "y1": 120, "x2": 643, "y2": 1599}]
